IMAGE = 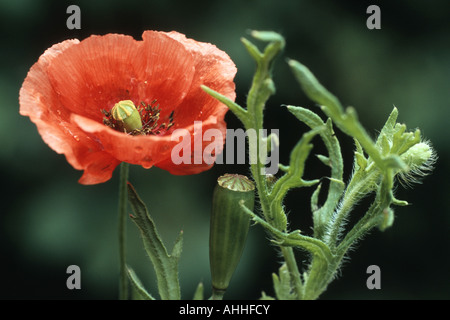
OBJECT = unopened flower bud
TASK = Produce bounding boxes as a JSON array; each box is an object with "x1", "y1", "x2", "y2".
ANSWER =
[
  {"x1": 209, "y1": 174, "x2": 255, "y2": 299},
  {"x1": 397, "y1": 141, "x2": 436, "y2": 187},
  {"x1": 400, "y1": 142, "x2": 433, "y2": 168}
]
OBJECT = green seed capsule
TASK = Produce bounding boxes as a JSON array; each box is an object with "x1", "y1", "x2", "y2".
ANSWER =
[
  {"x1": 209, "y1": 174, "x2": 255, "y2": 299},
  {"x1": 111, "y1": 100, "x2": 143, "y2": 133}
]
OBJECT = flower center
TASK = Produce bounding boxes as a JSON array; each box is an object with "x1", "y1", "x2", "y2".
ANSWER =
[{"x1": 102, "y1": 100, "x2": 174, "y2": 136}]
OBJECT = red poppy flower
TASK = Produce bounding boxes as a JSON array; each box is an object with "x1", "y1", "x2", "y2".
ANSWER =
[{"x1": 19, "y1": 31, "x2": 237, "y2": 184}]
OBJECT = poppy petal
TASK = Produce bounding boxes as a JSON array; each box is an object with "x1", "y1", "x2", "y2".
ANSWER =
[{"x1": 20, "y1": 31, "x2": 237, "y2": 184}]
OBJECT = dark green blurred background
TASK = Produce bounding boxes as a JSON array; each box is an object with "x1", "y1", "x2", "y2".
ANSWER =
[{"x1": 1, "y1": 0, "x2": 449, "y2": 299}]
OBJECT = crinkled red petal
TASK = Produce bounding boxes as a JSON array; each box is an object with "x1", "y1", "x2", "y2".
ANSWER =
[
  {"x1": 19, "y1": 40, "x2": 121, "y2": 184},
  {"x1": 19, "y1": 31, "x2": 236, "y2": 184}
]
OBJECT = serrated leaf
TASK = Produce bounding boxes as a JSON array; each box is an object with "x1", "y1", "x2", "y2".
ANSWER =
[
  {"x1": 288, "y1": 61, "x2": 386, "y2": 169},
  {"x1": 354, "y1": 138, "x2": 364, "y2": 155},
  {"x1": 376, "y1": 107, "x2": 398, "y2": 149},
  {"x1": 127, "y1": 266, "x2": 154, "y2": 300},
  {"x1": 240, "y1": 31, "x2": 284, "y2": 121},
  {"x1": 171, "y1": 230, "x2": 184, "y2": 260},
  {"x1": 127, "y1": 183, "x2": 181, "y2": 300},
  {"x1": 271, "y1": 127, "x2": 321, "y2": 194},
  {"x1": 380, "y1": 134, "x2": 391, "y2": 156},
  {"x1": 355, "y1": 152, "x2": 367, "y2": 171},
  {"x1": 272, "y1": 264, "x2": 296, "y2": 300},
  {"x1": 288, "y1": 60, "x2": 343, "y2": 116},
  {"x1": 287, "y1": 106, "x2": 345, "y2": 236}
]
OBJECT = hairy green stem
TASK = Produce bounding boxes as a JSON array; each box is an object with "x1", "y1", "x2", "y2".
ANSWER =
[
  {"x1": 327, "y1": 169, "x2": 379, "y2": 248},
  {"x1": 118, "y1": 162, "x2": 129, "y2": 300},
  {"x1": 280, "y1": 247, "x2": 304, "y2": 299}
]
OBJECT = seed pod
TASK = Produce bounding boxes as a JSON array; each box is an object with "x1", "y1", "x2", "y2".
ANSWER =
[
  {"x1": 111, "y1": 100, "x2": 143, "y2": 132},
  {"x1": 209, "y1": 174, "x2": 255, "y2": 299}
]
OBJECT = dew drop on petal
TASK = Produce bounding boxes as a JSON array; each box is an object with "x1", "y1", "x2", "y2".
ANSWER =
[
  {"x1": 135, "y1": 146, "x2": 143, "y2": 153},
  {"x1": 141, "y1": 156, "x2": 153, "y2": 169}
]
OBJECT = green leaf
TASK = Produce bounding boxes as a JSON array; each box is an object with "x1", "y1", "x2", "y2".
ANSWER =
[
  {"x1": 311, "y1": 183, "x2": 322, "y2": 213},
  {"x1": 267, "y1": 127, "x2": 321, "y2": 230},
  {"x1": 244, "y1": 31, "x2": 285, "y2": 125},
  {"x1": 250, "y1": 30, "x2": 285, "y2": 43},
  {"x1": 355, "y1": 151, "x2": 367, "y2": 171},
  {"x1": 241, "y1": 37, "x2": 263, "y2": 61},
  {"x1": 254, "y1": 31, "x2": 285, "y2": 65},
  {"x1": 260, "y1": 292, "x2": 276, "y2": 300},
  {"x1": 287, "y1": 106, "x2": 345, "y2": 238},
  {"x1": 201, "y1": 85, "x2": 248, "y2": 126},
  {"x1": 193, "y1": 282, "x2": 204, "y2": 300},
  {"x1": 392, "y1": 197, "x2": 409, "y2": 206},
  {"x1": 272, "y1": 127, "x2": 322, "y2": 192},
  {"x1": 392, "y1": 126, "x2": 421, "y2": 156},
  {"x1": 127, "y1": 183, "x2": 182, "y2": 300},
  {"x1": 240, "y1": 202, "x2": 332, "y2": 264},
  {"x1": 287, "y1": 60, "x2": 343, "y2": 116},
  {"x1": 272, "y1": 264, "x2": 297, "y2": 300},
  {"x1": 127, "y1": 266, "x2": 155, "y2": 300},
  {"x1": 316, "y1": 154, "x2": 331, "y2": 167},
  {"x1": 240, "y1": 172, "x2": 335, "y2": 301},
  {"x1": 288, "y1": 60, "x2": 385, "y2": 169},
  {"x1": 376, "y1": 107, "x2": 398, "y2": 150},
  {"x1": 171, "y1": 230, "x2": 184, "y2": 260}
]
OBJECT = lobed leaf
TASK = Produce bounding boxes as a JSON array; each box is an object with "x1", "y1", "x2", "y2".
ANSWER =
[
  {"x1": 127, "y1": 183, "x2": 182, "y2": 300},
  {"x1": 126, "y1": 266, "x2": 155, "y2": 300},
  {"x1": 272, "y1": 264, "x2": 297, "y2": 300},
  {"x1": 287, "y1": 106, "x2": 345, "y2": 238}
]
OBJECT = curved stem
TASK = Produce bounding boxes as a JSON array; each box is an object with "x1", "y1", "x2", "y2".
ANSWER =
[{"x1": 118, "y1": 162, "x2": 130, "y2": 300}]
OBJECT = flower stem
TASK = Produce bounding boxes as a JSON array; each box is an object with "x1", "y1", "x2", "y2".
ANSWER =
[
  {"x1": 118, "y1": 162, "x2": 129, "y2": 300},
  {"x1": 211, "y1": 288, "x2": 225, "y2": 300}
]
